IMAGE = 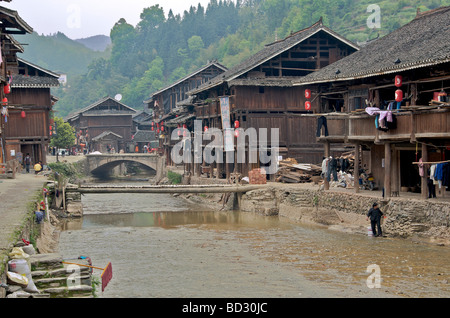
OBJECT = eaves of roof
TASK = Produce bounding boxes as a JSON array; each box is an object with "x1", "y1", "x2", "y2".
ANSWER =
[
  {"x1": 188, "y1": 20, "x2": 359, "y2": 95},
  {"x1": 292, "y1": 6, "x2": 450, "y2": 86}
]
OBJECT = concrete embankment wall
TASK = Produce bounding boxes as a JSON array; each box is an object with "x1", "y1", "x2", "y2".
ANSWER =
[{"x1": 239, "y1": 186, "x2": 450, "y2": 245}]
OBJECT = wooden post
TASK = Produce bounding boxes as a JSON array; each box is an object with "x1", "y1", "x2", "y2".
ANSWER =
[
  {"x1": 384, "y1": 142, "x2": 391, "y2": 199},
  {"x1": 324, "y1": 141, "x2": 330, "y2": 190},
  {"x1": 392, "y1": 147, "x2": 399, "y2": 196},
  {"x1": 354, "y1": 143, "x2": 360, "y2": 193},
  {"x1": 421, "y1": 143, "x2": 428, "y2": 199}
]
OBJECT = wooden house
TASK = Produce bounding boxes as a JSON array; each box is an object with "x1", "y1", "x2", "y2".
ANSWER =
[
  {"x1": 66, "y1": 96, "x2": 137, "y2": 154},
  {"x1": 0, "y1": 5, "x2": 34, "y2": 165},
  {"x1": 186, "y1": 19, "x2": 359, "y2": 179},
  {"x1": 3, "y1": 57, "x2": 60, "y2": 164},
  {"x1": 144, "y1": 60, "x2": 228, "y2": 161},
  {"x1": 292, "y1": 6, "x2": 450, "y2": 199}
]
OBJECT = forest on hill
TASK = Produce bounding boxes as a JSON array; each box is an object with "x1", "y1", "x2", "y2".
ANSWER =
[{"x1": 14, "y1": 0, "x2": 450, "y2": 117}]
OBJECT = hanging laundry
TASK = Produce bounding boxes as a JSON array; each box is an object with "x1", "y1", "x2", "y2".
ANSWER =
[
  {"x1": 418, "y1": 158, "x2": 424, "y2": 177},
  {"x1": 365, "y1": 107, "x2": 394, "y2": 131},
  {"x1": 430, "y1": 164, "x2": 437, "y2": 185},
  {"x1": 442, "y1": 163, "x2": 450, "y2": 187},
  {"x1": 316, "y1": 116, "x2": 329, "y2": 137}
]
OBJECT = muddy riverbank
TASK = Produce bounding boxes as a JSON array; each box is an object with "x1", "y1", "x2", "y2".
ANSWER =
[
  {"x1": 57, "y1": 190, "x2": 450, "y2": 298},
  {"x1": 176, "y1": 174, "x2": 450, "y2": 246}
]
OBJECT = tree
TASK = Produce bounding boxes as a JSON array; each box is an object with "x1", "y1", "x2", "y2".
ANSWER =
[{"x1": 50, "y1": 117, "x2": 75, "y2": 162}]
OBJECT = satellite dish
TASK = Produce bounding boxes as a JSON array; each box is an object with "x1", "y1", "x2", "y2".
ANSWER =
[{"x1": 114, "y1": 94, "x2": 122, "y2": 101}]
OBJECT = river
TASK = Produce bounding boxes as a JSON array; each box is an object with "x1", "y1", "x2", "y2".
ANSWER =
[{"x1": 57, "y1": 190, "x2": 450, "y2": 298}]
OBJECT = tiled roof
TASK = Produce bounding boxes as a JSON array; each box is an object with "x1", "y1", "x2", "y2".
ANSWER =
[
  {"x1": 66, "y1": 96, "x2": 136, "y2": 121},
  {"x1": 189, "y1": 19, "x2": 359, "y2": 94},
  {"x1": 293, "y1": 6, "x2": 450, "y2": 85},
  {"x1": 11, "y1": 74, "x2": 60, "y2": 88}
]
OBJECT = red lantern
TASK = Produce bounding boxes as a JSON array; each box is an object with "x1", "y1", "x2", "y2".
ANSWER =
[
  {"x1": 305, "y1": 101, "x2": 311, "y2": 110},
  {"x1": 156, "y1": 129, "x2": 160, "y2": 134},
  {"x1": 234, "y1": 120, "x2": 239, "y2": 128},
  {"x1": 151, "y1": 126, "x2": 154, "y2": 131},
  {"x1": 234, "y1": 129, "x2": 240, "y2": 137},
  {"x1": 395, "y1": 75, "x2": 402, "y2": 88},
  {"x1": 161, "y1": 126, "x2": 164, "y2": 132},
  {"x1": 204, "y1": 126, "x2": 208, "y2": 132},
  {"x1": 4, "y1": 83, "x2": 10, "y2": 94},
  {"x1": 183, "y1": 124, "x2": 187, "y2": 129},
  {"x1": 395, "y1": 89, "x2": 403, "y2": 102},
  {"x1": 21, "y1": 110, "x2": 26, "y2": 118},
  {"x1": 2, "y1": 97, "x2": 7, "y2": 105},
  {"x1": 305, "y1": 89, "x2": 311, "y2": 99}
]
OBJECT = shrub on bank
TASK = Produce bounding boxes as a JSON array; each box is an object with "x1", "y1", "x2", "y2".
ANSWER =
[
  {"x1": 48, "y1": 162, "x2": 82, "y2": 184},
  {"x1": 167, "y1": 170, "x2": 182, "y2": 185}
]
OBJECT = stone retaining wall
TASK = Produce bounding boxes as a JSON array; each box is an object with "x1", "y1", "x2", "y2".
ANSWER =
[{"x1": 240, "y1": 186, "x2": 450, "y2": 245}]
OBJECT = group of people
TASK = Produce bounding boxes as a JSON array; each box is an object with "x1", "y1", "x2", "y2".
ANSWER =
[{"x1": 23, "y1": 153, "x2": 43, "y2": 175}]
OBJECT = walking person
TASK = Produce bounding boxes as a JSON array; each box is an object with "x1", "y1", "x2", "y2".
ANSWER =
[
  {"x1": 24, "y1": 153, "x2": 31, "y2": 173},
  {"x1": 367, "y1": 202, "x2": 384, "y2": 237}
]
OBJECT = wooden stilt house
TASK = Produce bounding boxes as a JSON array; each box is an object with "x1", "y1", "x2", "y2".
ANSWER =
[
  {"x1": 292, "y1": 6, "x2": 450, "y2": 199},
  {"x1": 0, "y1": 6, "x2": 56, "y2": 168},
  {"x1": 186, "y1": 19, "x2": 359, "y2": 179},
  {"x1": 144, "y1": 60, "x2": 228, "y2": 163},
  {"x1": 66, "y1": 96, "x2": 137, "y2": 154},
  {"x1": 3, "y1": 57, "x2": 60, "y2": 165}
]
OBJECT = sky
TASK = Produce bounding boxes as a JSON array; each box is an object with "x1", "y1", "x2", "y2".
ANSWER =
[{"x1": 4, "y1": 0, "x2": 215, "y2": 39}]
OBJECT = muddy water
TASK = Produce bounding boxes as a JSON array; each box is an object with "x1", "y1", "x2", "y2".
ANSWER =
[{"x1": 58, "y1": 192, "x2": 450, "y2": 298}]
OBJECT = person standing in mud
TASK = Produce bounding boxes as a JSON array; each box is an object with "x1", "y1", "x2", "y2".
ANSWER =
[{"x1": 367, "y1": 202, "x2": 384, "y2": 237}]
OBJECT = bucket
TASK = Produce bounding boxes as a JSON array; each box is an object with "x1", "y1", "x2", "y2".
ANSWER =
[{"x1": 367, "y1": 226, "x2": 373, "y2": 236}]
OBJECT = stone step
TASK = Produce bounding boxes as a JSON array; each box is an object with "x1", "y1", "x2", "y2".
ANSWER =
[
  {"x1": 30, "y1": 253, "x2": 63, "y2": 271},
  {"x1": 6, "y1": 291, "x2": 51, "y2": 298},
  {"x1": 34, "y1": 274, "x2": 92, "y2": 289},
  {"x1": 32, "y1": 262, "x2": 91, "y2": 279},
  {"x1": 42, "y1": 285, "x2": 93, "y2": 298}
]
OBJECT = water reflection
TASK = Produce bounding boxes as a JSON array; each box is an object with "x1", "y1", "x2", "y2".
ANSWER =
[
  {"x1": 58, "y1": 192, "x2": 450, "y2": 298},
  {"x1": 67, "y1": 210, "x2": 286, "y2": 231}
]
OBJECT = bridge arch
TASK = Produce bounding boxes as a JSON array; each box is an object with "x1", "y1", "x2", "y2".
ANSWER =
[{"x1": 85, "y1": 154, "x2": 159, "y2": 177}]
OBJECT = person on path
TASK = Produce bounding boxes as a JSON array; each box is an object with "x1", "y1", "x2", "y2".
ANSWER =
[
  {"x1": 24, "y1": 154, "x2": 31, "y2": 173},
  {"x1": 34, "y1": 161, "x2": 42, "y2": 175},
  {"x1": 367, "y1": 202, "x2": 384, "y2": 237}
]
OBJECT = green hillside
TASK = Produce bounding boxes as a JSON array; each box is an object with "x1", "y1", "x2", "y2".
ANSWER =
[
  {"x1": 13, "y1": 0, "x2": 450, "y2": 117},
  {"x1": 15, "y1": 32, "x2": 110, "y2": 76}
]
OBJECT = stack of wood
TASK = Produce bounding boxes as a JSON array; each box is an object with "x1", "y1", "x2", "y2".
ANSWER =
[
  {"x1": 249, "y1": 168, "x2": 267, "y2": 184},
  {"x1": 276, "y1": 158, "x2": 322, "y2": 183},
  {"x1": 429, "y1": 99, "x2": 450, "y2": 107}
]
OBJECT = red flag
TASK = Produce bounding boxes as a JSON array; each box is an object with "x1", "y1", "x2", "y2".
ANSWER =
[{"x1": 101, "y1": 262, "x2": 113, "y2": 292}]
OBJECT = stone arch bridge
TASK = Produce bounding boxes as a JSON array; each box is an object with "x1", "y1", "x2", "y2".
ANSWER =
[{"x1": 84, "y1": 153, "x2": 164, "y2": 178}]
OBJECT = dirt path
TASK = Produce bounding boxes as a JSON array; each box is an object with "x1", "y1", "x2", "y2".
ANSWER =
[{"x1": 0, "y1": 172, "x2": 48, "y2": 251}]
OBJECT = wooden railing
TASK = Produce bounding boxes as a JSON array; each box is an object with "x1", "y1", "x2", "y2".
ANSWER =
[{"x1": 316, "y1": 108, "x2": 450, "y2": 143}]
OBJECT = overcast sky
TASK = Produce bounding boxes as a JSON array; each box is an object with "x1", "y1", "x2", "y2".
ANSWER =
[{"x1": 4, "y1": 0, "x2": 215, "y2": 39}]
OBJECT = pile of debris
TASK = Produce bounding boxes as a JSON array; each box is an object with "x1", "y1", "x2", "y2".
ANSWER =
[
  {"x1": 249, "y1": 168, "x2": 267, "y2": 185},
  {"x1": 276, "y1": 158, "x2": 321, "y2": 183}
]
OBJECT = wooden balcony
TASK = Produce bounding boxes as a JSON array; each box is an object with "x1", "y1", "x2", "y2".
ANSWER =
[{"x1": 316, "y1": 107, "x2": 450, "y2": 144}]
